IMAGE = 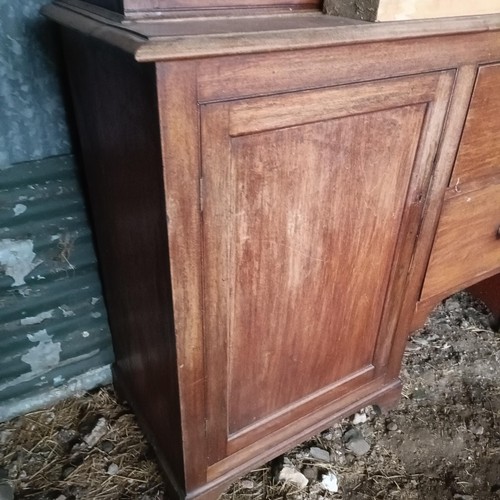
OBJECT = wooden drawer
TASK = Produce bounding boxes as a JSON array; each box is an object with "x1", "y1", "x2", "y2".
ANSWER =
[
  {"x1": 450, "y1": 63, "x2": 500, "y2": 186},
  {"x1": 422, "y1": 182, "x2": 500, "y2": 300}
]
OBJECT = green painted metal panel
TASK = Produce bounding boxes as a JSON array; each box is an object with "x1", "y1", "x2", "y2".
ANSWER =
[{"x1": 0, "y1": 155, "x2": 113, "y2": 421}]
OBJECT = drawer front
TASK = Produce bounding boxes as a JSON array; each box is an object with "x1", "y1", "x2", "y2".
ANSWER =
[
  {"x1": 422, "y1": 182, "x2": 500, "y2": 300},
  {"x1": 450, "y1": 63, "x2": 500, "y2": 186}
]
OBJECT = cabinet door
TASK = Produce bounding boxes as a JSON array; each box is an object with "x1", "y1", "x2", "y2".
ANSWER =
[{"x1": 201, "y1": 72, "x2": 452, "y2": 465}]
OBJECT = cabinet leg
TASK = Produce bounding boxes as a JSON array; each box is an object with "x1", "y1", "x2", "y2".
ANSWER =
[{"x1": 467, "y1": 273, "x2": 500, "y2": 331}]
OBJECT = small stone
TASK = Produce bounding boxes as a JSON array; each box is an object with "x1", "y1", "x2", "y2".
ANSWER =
[
  {"x1": 0, "y1": 483, "x2": 14, "y2": 500},
  {"x1": 55, "y1": 495, "x2": 67, "y2": 500},
  {"x1": 411, "y1": 388, "x2": 426, "y2": 400},
  {"x1": 346, "y1": 437, "x2": 370, "y2": 457},
  {"x1": 99, "y1": 440, "x2": 114, "y2": 453},
  {"x1": 387, "y1": 422, "x2": 398, "y2": 432},
  {"x1": 302, "y1": 466, "x2": 318, "y2": 481},
  {"x1": 334, "y1": 452, "x2": 346, "y2": 465},
  {"x1": 471, "y1": 425, "x2": 484, "y2": 435},
  {"x1": 321, "y1": 472, "x2": 339, "y2": 493},
  {"x1": 278, "y1": 466, "x2": 309, "y2": 489},
  {"x1": 61, "y1": 466, "x2": 76, "y2": 480},
  {"x1": 56, "y1": 429, "x2": 79, "y2": 449},
  {"x1": 83, "y1": 417, "x2": 108, "y2": 447},
  {"x1": 240, "y1": 479, "x2": 254, "y2": 489},
  {"x1": 342, "y1": 428, "x2": 361, "y2": 443},
  {"x1": 107, "y1": 463, "x2": 119, "y2": 475},
  {"x1": 352, "y1": 412, "x2": 367, "y2": 425},
  {"x1": 309, "y1": 447, "x2": 330, "y2": 462},
  {"x1": 453, "y1": 495, "x2": 473, "y2": 500},
  {"x1": 322, "y1": 432, "x2": 333, "y2": 441}
]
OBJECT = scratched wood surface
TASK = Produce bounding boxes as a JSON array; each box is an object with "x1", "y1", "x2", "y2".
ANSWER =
[
  {"x1": 450, "y1": 63, "x2": 500, "y2": 186},
  {"x1": 201, "y1": 75, "x2": 431, "y2": 465},
  {"x1": 422, "y1": 181, "x2": 500, "y2": 301}
]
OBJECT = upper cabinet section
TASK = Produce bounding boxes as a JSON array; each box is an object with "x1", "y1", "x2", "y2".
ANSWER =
[
  {"x1": 450, "y1": 64, "x2": 500, "y2": 187},
  {"x1": 82, "y1": 0, "x2": 322, "y2": 17}
]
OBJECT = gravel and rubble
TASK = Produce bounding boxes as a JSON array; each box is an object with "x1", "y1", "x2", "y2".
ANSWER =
[{"x1": 1, "y1": 292, "x2": 499, "y2": 499}]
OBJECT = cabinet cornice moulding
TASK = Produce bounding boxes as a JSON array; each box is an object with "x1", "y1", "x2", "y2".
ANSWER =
[{"x1": 43, "y1": 2, "x2": 500, "y2": 62}]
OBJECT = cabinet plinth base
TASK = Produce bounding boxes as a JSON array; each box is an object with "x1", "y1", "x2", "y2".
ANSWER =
[{"x1": 113, "y1": 366, "x2": 402, "y2": 500}]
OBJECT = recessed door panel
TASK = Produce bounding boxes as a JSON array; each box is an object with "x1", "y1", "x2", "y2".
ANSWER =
[
  {"x1": 200, "y1": 72, "x2": 452, "y2": 463},
  {"x1": 226, "y1": 108, "x2": 424, "y2": 433}
]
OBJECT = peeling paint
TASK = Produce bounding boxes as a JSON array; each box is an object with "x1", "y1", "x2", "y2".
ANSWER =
[
  {"x1": 20, "y1": 310, "x2": 54, "y2": 326},
  {"x1": 0, "y1": 238, "x2": 41, "y2": 286},
  {"x1": 58, "y1": 305, "x2": 75, "y2": 317},
  {"x1": 0, "y1": 347, "x2": 101, "y2": 393},
  {"x1": 13, "y1": 203, "x2": 27, "y2": 216},
  {"x1": 22, "y1": 329, "x2": 62, "y2": 373},
  {"x1": 0, "y1": 156, "x2": 113, "y2": 421}
]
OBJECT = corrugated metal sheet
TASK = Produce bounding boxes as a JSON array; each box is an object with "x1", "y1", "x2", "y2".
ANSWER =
[
  {"x1": 0, "y1": 155, "x2": 113, "y2": 421},
  {"x1": 0, "y1": 0, "x2": 71, "y2": 165}
]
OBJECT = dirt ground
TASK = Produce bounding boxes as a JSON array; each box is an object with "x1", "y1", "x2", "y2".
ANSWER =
[{"x1": 1, "y1": 292, "x2": 499, "y2": 499}]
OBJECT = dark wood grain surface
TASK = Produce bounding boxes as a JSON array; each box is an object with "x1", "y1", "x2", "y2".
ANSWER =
[
  {"x1": 60, "y1": 29, "x2": 185, "y2": 496},
  {"x1": 50, "y1": 4, "x2": 500, "y2": 498}
]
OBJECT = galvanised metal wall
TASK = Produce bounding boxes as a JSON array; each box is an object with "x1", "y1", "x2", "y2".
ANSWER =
[
  {"x1": 0, "y1": 0, "x2": 113, "y2": 420},
  {"x1": 0, "y1": 0, "x2": 71, "y2": 165}
]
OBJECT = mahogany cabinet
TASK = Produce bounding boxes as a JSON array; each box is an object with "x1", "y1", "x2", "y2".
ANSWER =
[
  {"x1": 43, "y1": 2, "x2": 500, "y2": 498},
  {"x1": 415, "y1": 62, "x2": 500, "y2": 327}
]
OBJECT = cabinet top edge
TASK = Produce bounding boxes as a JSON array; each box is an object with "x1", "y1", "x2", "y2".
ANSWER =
[{"x1": 43, "y1": 1, "x2": 500, "y2": 62}]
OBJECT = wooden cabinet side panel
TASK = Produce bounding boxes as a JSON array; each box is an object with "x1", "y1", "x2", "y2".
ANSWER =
[{"x1": 61, "y1": 30, "x2": 185, "y2": 492}]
